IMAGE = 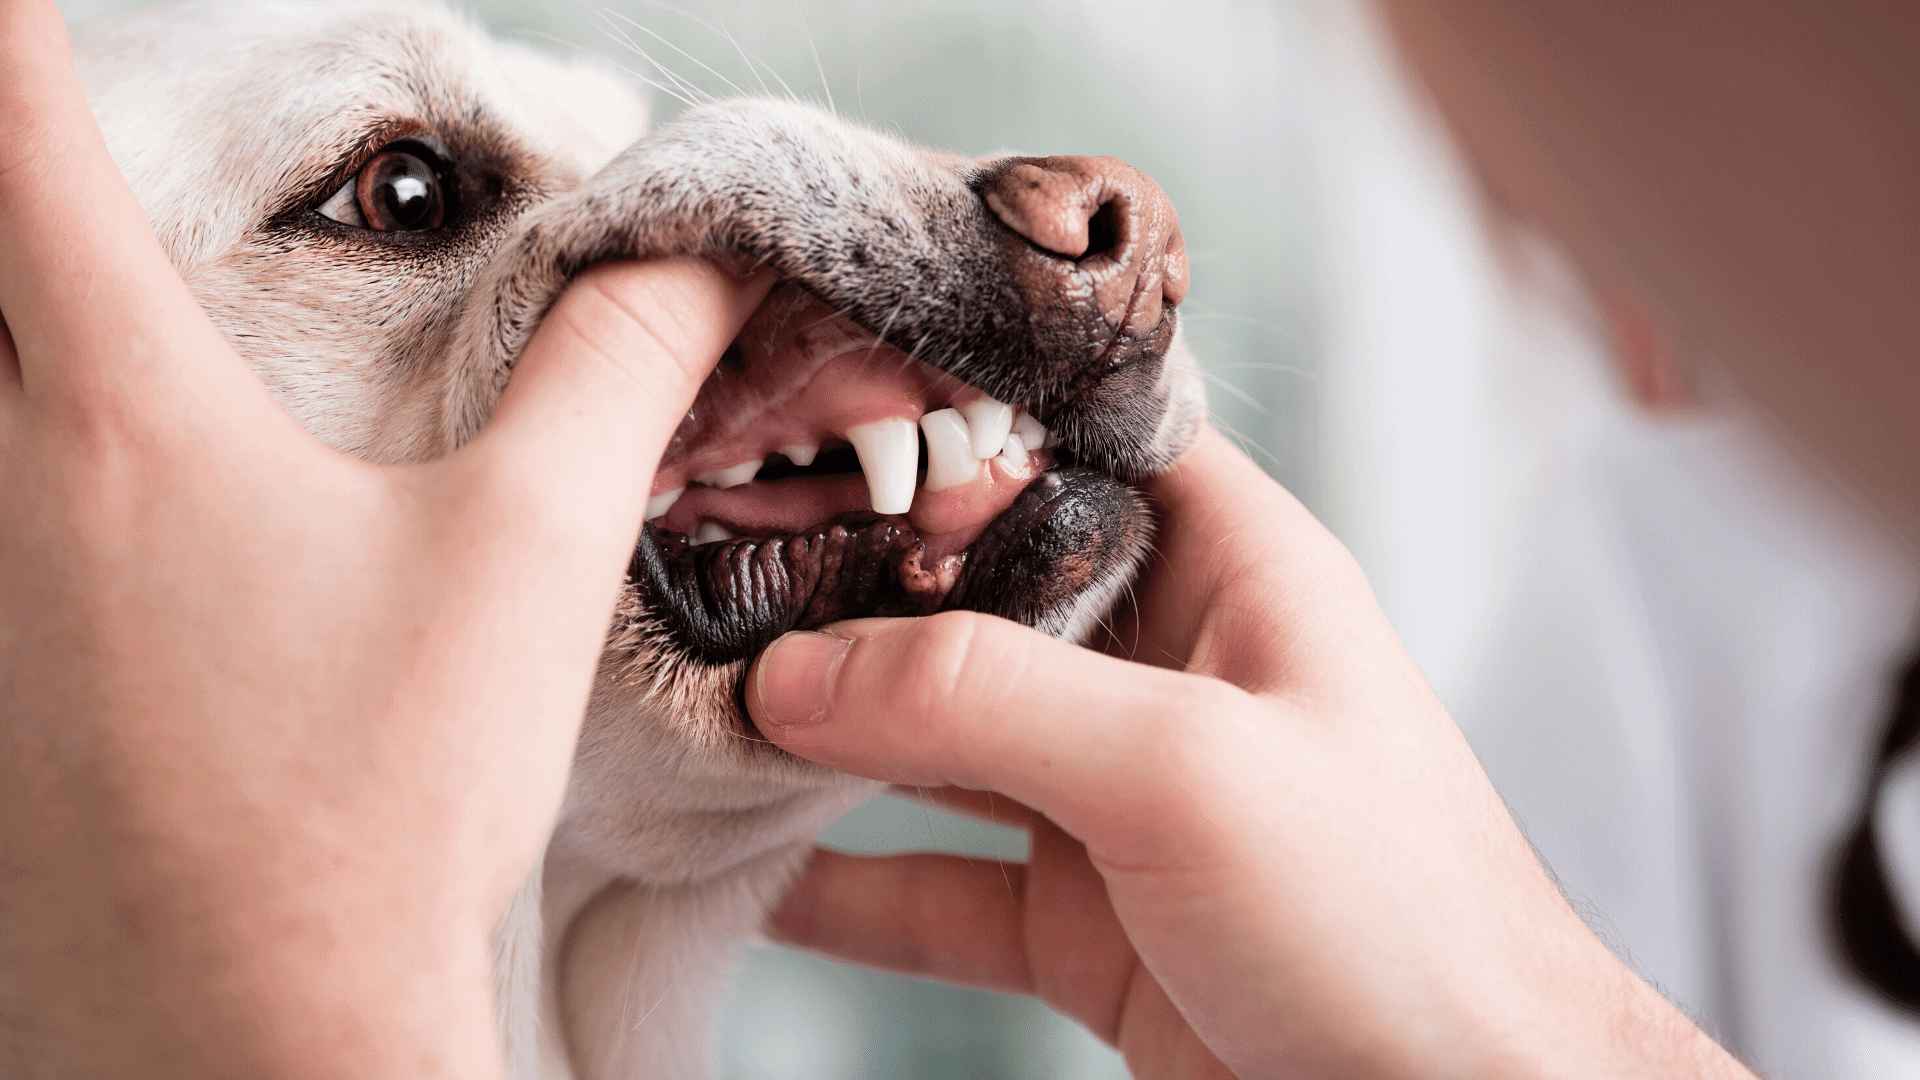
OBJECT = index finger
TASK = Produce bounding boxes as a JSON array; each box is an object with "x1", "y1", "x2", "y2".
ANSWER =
[{"x1": 0, "y1": 0, "x2": 240, "y2": 404}]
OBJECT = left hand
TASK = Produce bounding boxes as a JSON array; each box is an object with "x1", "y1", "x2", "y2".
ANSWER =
[{"x1": 0, "y1": 4, "x2": 769, "y2": 1077}]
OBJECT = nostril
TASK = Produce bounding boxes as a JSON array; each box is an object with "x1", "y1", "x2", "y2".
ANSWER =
[{"x1": 1080, "y1": 201, "x2": 1120, "y2": 262}]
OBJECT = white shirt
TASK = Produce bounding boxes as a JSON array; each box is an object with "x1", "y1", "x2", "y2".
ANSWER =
[{"x1": 1453, "y1": 415, "x2": 1920, "y2": 1078}]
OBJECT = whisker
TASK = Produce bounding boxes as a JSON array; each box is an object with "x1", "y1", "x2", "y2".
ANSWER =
[
  {"x1": 1198, "y1": 369, "x2": 1269, "y2": 415},
  {"x1": 800, "y1": 13, "x2": 837, "y2": 115},
  {"x1": 1118, "y1": 575, "x2": 1143, "y2": 659},
  {"x1": 870, "y1": 290, "x2": 913, "y2": 354},
  {"x1": 591, "y1": 10, "x2": 712, "y2": 106},
  {"x1": 627, "y1": 0, "x2": 788, "y2": 99},
  {"x1": 913, "y1": 785, "x2": 954, "y2": 861},
  {"x1": 1202, "y1": 361, "x2": 1315, "y2": 379},
  {"x1": 1205, "y1": 411, "x2": 1286, "y2": 472},
  {"x1": 521, "y1": 28, "x2": 696, "y2": 109},
  {"x1": 1177, "y1": 307, "x2": 1298, "y2": 340},
  {"x1": 607, "y1": 9, "x2": 747, "y2": 99},
  {"x1": 987, "y1": 792, "x2": 1016, "y2": 900},
  {"x1": 720, "y1": 20, "x2": 773, "y2": 97}
]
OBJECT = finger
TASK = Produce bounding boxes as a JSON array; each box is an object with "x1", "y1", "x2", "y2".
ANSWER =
[
  {"x1": 0, "y1": 0, "x2": 240, "y2": 403},
  {"x1": 767, "y1": 848, "x2": 1034, "y2": 995},
  {"x1": 888, "y1": 785, "x2": 1036, "y2": 829},
  {"x1": 744, "y1": 613, "x2": 1253, "y2": 864},
  {"x1": 454, "y1": 257, "x2": 773, "y2": 535},
  {"x1": 1, "y1": 313, "x2": 18, "y2": 392},
  {"x1": 1125, "y1": 425, "x2": 1404, "y2": 697}
]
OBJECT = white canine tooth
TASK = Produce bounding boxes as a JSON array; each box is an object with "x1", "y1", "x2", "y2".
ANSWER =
[
  {"x1": 690, "y1": 521, "x2": 734, "y2": 546},
  {"x1": 919, "y1": 409, "x2": 981, "y2": 492},
  {"x1": 959, "y1": 396, "x2": 1015, "y2": 460},
  {"x1": 847, "y1": 417, "x2": 920, "y2": 515},
  {"x1": 1012, "y1": 412, "x2": 1048, "y2": 452},
  {"x1": 695, "y1": 459, "x2": 761, "y2": 489},
  {"x1": 779, "y1": 443, "x2": 818, "y2": 467},
  {"x1": 999, "y1": 432, "x2": 1029, "y2": 469},
  {"x1": 645, "y1": 487, "x2": 684, "y2": 520}
]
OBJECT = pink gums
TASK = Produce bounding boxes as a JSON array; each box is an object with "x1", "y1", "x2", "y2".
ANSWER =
[{"x1": 651, "y1": 286, "x2": 1045, "y2": 558}]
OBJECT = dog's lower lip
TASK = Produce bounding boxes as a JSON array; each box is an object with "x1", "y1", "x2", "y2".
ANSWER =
[{"x1": 624, "y1": 465, "x2": 1142, "y2": 666}]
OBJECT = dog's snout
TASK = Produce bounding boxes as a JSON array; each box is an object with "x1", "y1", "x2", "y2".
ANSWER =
[{"x1": 982, "y1": 155, "x2": 1188, "y2": 341}]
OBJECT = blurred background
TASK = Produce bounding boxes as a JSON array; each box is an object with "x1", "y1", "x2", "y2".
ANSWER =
[{"x1": 56, "y1": 0, "x2": 1920, "y2": 1077}]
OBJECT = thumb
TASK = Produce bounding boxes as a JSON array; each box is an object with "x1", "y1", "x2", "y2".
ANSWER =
[
  {"x1": 745, "y1": 611, "x2": 1253, "y2": 857},
  {"x1": 455, "y1": 256, "x2": 774, "y2": 528}
]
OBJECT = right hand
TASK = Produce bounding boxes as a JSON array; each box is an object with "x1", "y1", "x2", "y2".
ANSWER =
[{"x1": 746, "y1": 428, "x2": 1751, "y2": 1079}]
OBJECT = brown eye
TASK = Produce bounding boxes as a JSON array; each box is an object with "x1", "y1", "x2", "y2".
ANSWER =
[{"x1": 354, "y1": 148, "x2": 444, "y2": 232}]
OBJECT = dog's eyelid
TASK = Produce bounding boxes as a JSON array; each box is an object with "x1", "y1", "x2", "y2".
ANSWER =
[{"x1": 317, "y1": 177, "x2": 365, "y2": 227}]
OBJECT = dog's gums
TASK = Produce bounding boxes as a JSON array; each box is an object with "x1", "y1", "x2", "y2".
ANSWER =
[
  {"x1": 630, "y1": 468, "x2": 1144, "y2": 664},
  {"x1": 622, "y1": 282, "x2": 1142, "y2": 664}
]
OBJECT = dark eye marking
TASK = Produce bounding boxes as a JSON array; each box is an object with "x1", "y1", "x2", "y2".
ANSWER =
[{"x1": 316, "y1": 141, "x2": 449, "y2": 232}]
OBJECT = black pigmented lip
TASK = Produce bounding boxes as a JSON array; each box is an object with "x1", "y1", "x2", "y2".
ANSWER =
[{"x1": 625, "y1": 466, "x2": 1144, "y2": 665}]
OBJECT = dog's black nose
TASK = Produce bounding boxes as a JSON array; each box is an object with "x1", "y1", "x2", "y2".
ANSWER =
[{"x1": 982, "y1": 155, "x2": 1188, "y2": 341}]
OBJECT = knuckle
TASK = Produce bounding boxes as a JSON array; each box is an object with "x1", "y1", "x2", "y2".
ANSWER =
[{"x1": 880, "y1": 610, "x2": 990, "y2": 718}]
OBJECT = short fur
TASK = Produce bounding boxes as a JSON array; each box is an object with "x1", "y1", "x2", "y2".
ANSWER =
[{"x1": 72, "y1": 3, "x2": 1203, "y2": 1077}]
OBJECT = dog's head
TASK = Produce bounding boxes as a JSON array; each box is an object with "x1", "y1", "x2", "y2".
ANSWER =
[{"x1": 76, "y1": 0, "x2": 1202, "y2": 878}]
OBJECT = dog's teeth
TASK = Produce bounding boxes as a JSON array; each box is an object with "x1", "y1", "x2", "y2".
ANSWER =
[
  {"x1": 1012, "y1": 412, "x2": 1048, "y2": 452},
  {"x1": 645, "y1": 487, "x2": 684, "y2": 520},
  {"x1": 847, "y1": 417, "x2": 919, "y2": 515},
  {"x1": 779, "y1": 443, "x2": 818, "y2": 467},
  {"x1": 919, "y1": 409, "x2": 980, "y2": 492},
  {"x1": 696, "y1": 459, "x2": 761, "y2": 489},
  {"x1": 959, "y1": 396, "x2": 1014, "y2": 460},
  {"x1": 690, "y1": 521, "x2": 734, "y2": 546},
  {"x1": 999, "y1": 432, "x2": 1029, "y2": 469}
]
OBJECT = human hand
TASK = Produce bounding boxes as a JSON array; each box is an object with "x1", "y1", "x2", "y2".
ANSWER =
[
  {"x1": 0, "y1": 4, "x2": 769, "y2": 1077},
  {"x1": 746, "y1": 427, "x2": 1753, "y2": 1080}
]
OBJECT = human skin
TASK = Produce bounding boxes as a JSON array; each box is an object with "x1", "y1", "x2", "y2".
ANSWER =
[
  {"x1": 0, "y1": 1, "x2": 770, "y2": 1076},
  {"x1": 1379, "y1": 1, "x2": 1920, "y2": 541},
  {"x1": 748, "y1": 428, "x2": 1753, "y2": 1080},
  {"x1": 7, "y1": 0, "x2": 1908, "y2": 1078},
  {"x1": 748, "y1": 3, "x2": 1920, "y2": 1078}
]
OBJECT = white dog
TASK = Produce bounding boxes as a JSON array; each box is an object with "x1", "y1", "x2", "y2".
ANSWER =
[{"x1": 71, "y1": 2, "x2": 1202, "y2": 1076}]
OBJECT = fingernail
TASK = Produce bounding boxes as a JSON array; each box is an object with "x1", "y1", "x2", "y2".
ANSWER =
[{"x1": 752, "y1": 631, "x2": 851, "y2": 729}]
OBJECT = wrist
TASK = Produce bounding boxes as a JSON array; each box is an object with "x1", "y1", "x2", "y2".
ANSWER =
[{"x1": 1466, "y1": 913, "x2": 1752, "y2": 1080}]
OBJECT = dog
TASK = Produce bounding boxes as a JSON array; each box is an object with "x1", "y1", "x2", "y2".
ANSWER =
[{"x1": 71, "y1": 2, "x2": 1203, "y2": 1076}]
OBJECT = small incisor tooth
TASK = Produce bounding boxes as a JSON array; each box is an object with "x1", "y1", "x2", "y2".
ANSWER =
[
  {"x1": 919, "y1": 409, "x2": 980, "y2": 492},
  {"x1": 1012, "y1": 412, "x2": 1048, "y2": 452},
  {"x1": 959, "y1": 397, "x2": 1014, "y2": 460},
  {"x1": 645, "y1": 487, "x2": 684, "y2": 520},
  {"x1": 690, "y1": 521, "x2": 734, "y2": 546},
  {"x1": 847, "y1": 417, "x2": 919, "y2": 515},
  {"x1": 779, "y1": 443, "x2": 818, "y2": 467},
  {"x1": 696, "y1": 459, "x2": 761, "y2": 489},
  {"x1": 998, "y1": 432, "x2": 1029, "y2": 469}
]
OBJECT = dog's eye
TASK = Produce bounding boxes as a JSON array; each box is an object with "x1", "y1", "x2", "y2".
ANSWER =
[{"x1": 317, "y1": 147, "x2": 446, "y2": 232}]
